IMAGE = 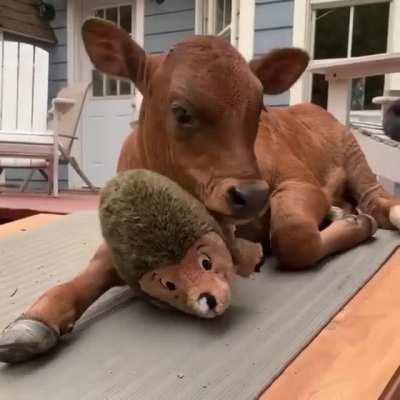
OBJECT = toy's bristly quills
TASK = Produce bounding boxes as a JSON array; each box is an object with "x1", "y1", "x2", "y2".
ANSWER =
[{"x1": 99, "y1": 169, "x2": 223, "y2": 286}]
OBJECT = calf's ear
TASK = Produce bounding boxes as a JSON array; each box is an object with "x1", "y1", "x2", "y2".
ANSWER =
[
  {"x1": 249, "y1": 48, "x2": 309, "y2": 95},
  {"x1": 82, "y1": 18, "x2": 148, "y2": 93}
]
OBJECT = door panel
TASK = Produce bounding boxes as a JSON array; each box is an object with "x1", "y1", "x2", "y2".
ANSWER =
[{"x1": 81, "y1": 0, "x2": 136, "y2": 187}]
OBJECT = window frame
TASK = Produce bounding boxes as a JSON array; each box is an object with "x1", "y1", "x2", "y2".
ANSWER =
[
  {"x1": 195, "y1": 0, "x2": 255, "y2": 61},
  {"x1": 290, "y1": 0, "x2": 398, "y2": 105}
]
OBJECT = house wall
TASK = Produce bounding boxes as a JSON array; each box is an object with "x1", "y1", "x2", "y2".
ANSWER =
[
  {"x1": 48, "y1": 0, "x2": 68, "y2": 103},
  {"x1": 143, "y1": 0, "x2": 195, "y2": 54},
  {"x1": 254, "y1": 0, "x2": 294, "y2": 106},
  {"x1": 4, "y1": 0, "x2": 300, "y2": 190},
  {"x1": 5, "y1": 0, "x2": 68, "y2": 190}
]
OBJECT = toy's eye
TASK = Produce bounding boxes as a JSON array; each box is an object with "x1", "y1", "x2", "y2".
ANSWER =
[
  {"x1": 160, "y1": 279, "x2": 176, "y2": 291},
  {"x1": 199, "y1": 255, "x2": 212, "y2": 271}
]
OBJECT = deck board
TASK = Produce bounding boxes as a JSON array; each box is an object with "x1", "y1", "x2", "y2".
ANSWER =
[
  {"x1": 0, "y1": 213, "x2": 63, "y2": 239},
  {"x1": 1, "y1": 216, "x2": 399, "y2": 399},
  {"x1": 261, "y1": 249, "x2": 400, "y2": 400}
]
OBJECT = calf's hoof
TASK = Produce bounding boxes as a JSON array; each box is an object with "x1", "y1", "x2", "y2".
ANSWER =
[
  {"x1": 328, "y1": 206, "x2": 347, "y2": 221},
  {"x1": 0, "y1": 319, "x2": 59, "y2": 363},
  {"x1": 389, "y1": 205, "x2": 400, "y2": 231},
  {"x1": 346, "y1": 213, "x2": 378, "y2": 237}
]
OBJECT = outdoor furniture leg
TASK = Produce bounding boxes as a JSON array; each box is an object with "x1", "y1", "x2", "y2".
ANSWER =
[
  {"x1": 68, "y1": 155, "x2": 96, "y2": 191},
  {"x1": 39, "y1": 169, "x2": 48, "y2": 180},
  {"x1": 20, "y1": 170, "x2": 36, "y2": 192},
  {"x1": 47, "y1": 164, "x2": 54, "y2": 196}
]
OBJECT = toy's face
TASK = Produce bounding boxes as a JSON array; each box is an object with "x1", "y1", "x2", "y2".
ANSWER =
[{"x1": 139, "y1": 233, "x2": 235, "y2": 318}]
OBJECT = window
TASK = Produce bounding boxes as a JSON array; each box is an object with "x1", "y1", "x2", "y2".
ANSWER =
[
  {"x1": 199, "y1": 0, "x2": 239, "y2": 48},
  {"x1": 0, "y1": 33, "x2": 49, "y2": 131},
  {"x1": 311, "y1": 2, "x2": 390, "y2": 110},
  {"x1": 92, "y1": 5, "x2": 134, "y2": 97}
]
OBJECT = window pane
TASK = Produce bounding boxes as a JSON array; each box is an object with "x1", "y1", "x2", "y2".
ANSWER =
[
  {"x1": 313, "y1": 7, "x2": 350, "y2": 60},
  {"x1": 352, "y1": 3, "x2": 389, "y2": 57},
  {"x1": 106, "y1": 7, "x2": 118, "y2": 24},
  {"x1": 351, "y1": 76, "x2": 384, "y2": 111},
  {"x1": 221, "y1": 28, "x2": 231, "y2": 42},
  {"x1": 92, "y1": 70, "x2": 103, "y2": 97},
  {"x1": 120, "y1": 6, "x2": 132, "y2": 33},
  {"x1": 120, "y1": 80, "x2": 132, "y2": 95},
  {"x1": 351, "y1": 78, "x2": 365, "y2": 110},
  {"x1": 225, "y1": 0, "x2": 232, "y2": 26},
  {"x1": 216, "y1": 0, "x2": 224, "y2": 33},
  {"x1": 94, "y1": 9, "x2": 104, "y2": 19},
  {"x1": 311, "y1": 74, "x2": 328, "y2": 109},
  {"x1": 364, "y1": 75, "x2": 385, "y2": 110},
  {"x1": 106, "y1": 76, "x2": 117, "y2": 96}
]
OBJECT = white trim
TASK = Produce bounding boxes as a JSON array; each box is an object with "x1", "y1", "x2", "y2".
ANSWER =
[
  {"x1": 0, "y1": 30, "x2": 4, "y2": 185},
  {"x1": 290, "y1": 0, "x2": 312, "y2": 105},
  {"x1": 290, "y1": 0, "x2": 396, "y2": 105},
  {"x1": 67, "y1": 0, "x2": 83, "y2": 189},
  {"x1": 311, "y1": 0, "x2": 390, "y2": 8},
  {"x1": 347, "y1": 6, "x2": 354, "y2": 57},
  {"x1": 67, "y1": 0, "x2": 144, "y2": 188},
  {"x1": 238, "y1": 0, "x2": 255, "y2": 61},
  {"x1": 194, "y1": 0, "x2": 255, "y2": 60},
  {"x1": 67, "y1": 0, "x2": 83, "y2": 85},
  {"x1": 387, "y1": 0, "x2": 400, "y2": 91},
  {"x1": 134, "y1": 0, "x2": 144, "y2": 115},
  {"x1": 194, "y1": 0, "x2": 204, "y2": 35}
]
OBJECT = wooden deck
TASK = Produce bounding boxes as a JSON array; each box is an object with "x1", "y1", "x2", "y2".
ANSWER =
[
  {"x1": 0, "y1": 215, "x2": 399, "y2": 399},
  {"x1": 261, "y1": 248, "x2": 400, "y2": 400},
  {"x1": 0, "y1": 189, "x2": 99, "y2": 223}
]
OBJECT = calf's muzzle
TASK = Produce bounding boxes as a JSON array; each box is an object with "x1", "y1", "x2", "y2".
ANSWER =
[{"x1": 227, "y1": 181, "x2": 269, "y2": 219}]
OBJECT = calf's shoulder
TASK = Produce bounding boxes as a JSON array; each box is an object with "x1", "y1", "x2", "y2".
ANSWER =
[{"x1": 117, "y1": 128, "x2": 143, "y2": 173}]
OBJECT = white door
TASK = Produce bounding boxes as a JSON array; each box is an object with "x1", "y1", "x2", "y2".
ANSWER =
[{"x1": 81, "y1": 0, "x2": 139, "y2": 187}]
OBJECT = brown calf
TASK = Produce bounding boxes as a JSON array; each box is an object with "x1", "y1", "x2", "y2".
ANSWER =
[{"x1": 1, "y1": 19, "x2": 399, "y2": 363}]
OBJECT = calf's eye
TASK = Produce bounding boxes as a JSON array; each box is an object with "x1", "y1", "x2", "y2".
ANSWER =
[{"x1": 171, "y1": 102, "x2": 193, "y2": 125}]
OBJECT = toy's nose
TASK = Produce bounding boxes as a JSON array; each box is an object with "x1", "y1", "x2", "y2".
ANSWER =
[{"x1": 198, "y1": 292, "x2": 217, "y2": 310}]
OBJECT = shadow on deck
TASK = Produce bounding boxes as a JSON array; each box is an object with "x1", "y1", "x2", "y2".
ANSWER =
[{"x1": 0, "y1": 187, "x2": 99, "y2": 224}]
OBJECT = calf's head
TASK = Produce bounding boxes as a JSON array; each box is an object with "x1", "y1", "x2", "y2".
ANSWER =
[{"x1": 82, "y1": 19, "x2": 309, "y2": 222}]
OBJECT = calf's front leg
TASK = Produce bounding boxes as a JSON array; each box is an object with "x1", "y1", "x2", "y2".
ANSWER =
[{"x1": 0, "y1": 242, "x2": 123, "y2": 363}]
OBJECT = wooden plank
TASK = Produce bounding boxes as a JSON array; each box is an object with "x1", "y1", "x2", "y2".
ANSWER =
[
  {"x1": 261, "y1": 248, "x2": 400, "y2": 400},
  {"x1": 0, "y1": 0, "x2": 38, "y2": 15},
  {"x1": 0, "y1": 213, "x2": 62, "y2": 239}
]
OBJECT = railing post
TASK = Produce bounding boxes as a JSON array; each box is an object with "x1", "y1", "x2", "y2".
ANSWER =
[{"x1": 326, "y1": 77, "x2": 351, "y2": 125}]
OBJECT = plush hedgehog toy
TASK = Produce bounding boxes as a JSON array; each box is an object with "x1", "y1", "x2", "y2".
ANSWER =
[{"x1": 99, "y1": 169, "x2": 262, "y2": 318}]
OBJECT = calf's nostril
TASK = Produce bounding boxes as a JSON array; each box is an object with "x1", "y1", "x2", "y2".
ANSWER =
[
  {"x1": 165, "y1": 281, "x2": 176, "y2": 291},
  {"x1": 227, "y1": 182, "x2": 269, "y2": 216},
  {"x1": 228, "y1": 187, "x2": 247, "y2": 207},
  {"x1": 199, "y1": 292, "x2": 217, "y2": 310}
]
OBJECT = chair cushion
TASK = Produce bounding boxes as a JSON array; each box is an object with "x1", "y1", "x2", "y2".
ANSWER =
[{"x1": 0, "y1": 157, "x2": 49, "y2": 168}]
